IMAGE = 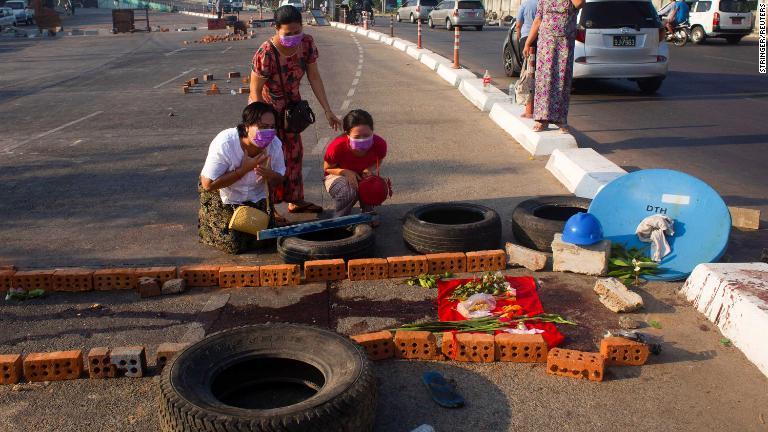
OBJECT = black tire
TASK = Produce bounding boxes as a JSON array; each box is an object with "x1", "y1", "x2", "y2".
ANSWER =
[
  {"x1": 403, "y1": 202, "x2": 501, "y2": 254},
  {"x1": 637, "y1": 77, "x2": 664, "y2": 94},
  {"x1": 725, "y1": 35, "x2": 742, "y2": 45},
  {"x1": 503, "y1": 42, "x2": 520, "y2": 77},
  {"x1": 277, "y1": 224, "x2": 375, "y2": 264},
  {"x1": 445, "y1": 17, "x2": 453, "y2": 30},
  {"x1": 510, "y1": 196, "x2": 591, "y2": 252},
  {"x1": 396, "y1": 12, "x2": 402, "y2": 22},
  {"x1": 690, "y1": 26, "x2": 706, "y2": 44},
  {"x1": 159, "y1": 324, "x2": 376, "y2": 432},
  {"x1": 428, "y1": 16, "x2": 434, "y2": 28},
  {"x1": 410, "y1": 13, "x2": 415, "y2": 23}
]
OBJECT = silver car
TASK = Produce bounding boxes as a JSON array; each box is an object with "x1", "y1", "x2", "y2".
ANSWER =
[
  {"x1": 397, "y1": 0, "x2": 438, "y2": 23},
  {"x1": 428, "y1": 0, "x2": 485, "y2": 31}
]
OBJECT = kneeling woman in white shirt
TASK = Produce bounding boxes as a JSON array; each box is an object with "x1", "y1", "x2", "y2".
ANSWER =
[{"x1": 199, "y1": 102, "x2": 286, "y2": 254}]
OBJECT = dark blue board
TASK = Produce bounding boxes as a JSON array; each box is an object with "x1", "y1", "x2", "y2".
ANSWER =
[{"x1": 257, "y1": 213, "x2": 375, "y2": 240}]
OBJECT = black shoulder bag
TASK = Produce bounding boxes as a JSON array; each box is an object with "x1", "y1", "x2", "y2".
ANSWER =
[{"x1": 269, "y1": 41, "x2": 316, "y2": 134}]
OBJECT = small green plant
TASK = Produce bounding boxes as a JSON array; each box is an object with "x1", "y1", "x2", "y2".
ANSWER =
[
  {"x1": 649, "y1": 320, "x2": 663, "y2": 329},
  {"x1": 608, "y1": 244, "x2": 661, "y2": 286},
  {"x1": 719, "y1": 338, "x2": 732, "y2": 347},
  {"x1": 405, "y1": 272, "x2": 453, "y2": 289}
]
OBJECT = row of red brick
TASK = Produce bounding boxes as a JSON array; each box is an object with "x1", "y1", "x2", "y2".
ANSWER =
[
  {"x1": 0, "y1": 249, "x2": 508, "y2": 293},
  {"x1": 0, "y1": 343, "x2": 189, "y2": 385},
  {"x1": 351, "y1": 331, "x2": 650, "y2": 382}
]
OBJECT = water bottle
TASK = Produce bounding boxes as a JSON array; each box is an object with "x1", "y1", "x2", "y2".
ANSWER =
[
  {"x1": 508, "y1": 82, "x2": 515, "y2": 104},
  {"x1": 482, "y1": 69, "x2": 491, "y2": 92}
]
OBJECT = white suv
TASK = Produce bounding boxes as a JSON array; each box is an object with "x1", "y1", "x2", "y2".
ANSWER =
[
  {"x1": 573, "y1": 0, "x2": 669, "y2": 93},
  {"x1": 0, "y1": 7, "x2": 17, "y2": 30},
  {"x1": 5, "y1": 0, "x2": 34, "y2": 25},
  {"x1": 660, "y1": 0, "x2": 754, "y2": 44}
]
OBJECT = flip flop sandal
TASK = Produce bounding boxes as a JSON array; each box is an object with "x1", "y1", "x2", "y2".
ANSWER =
[
  {"x1": 421, "y1": 371, "x2": 465, "y2": 409},
  {"x1": 288, "y1": 202, "x2": 323, "y2": 214},
  {"x1": 532, "y1": 122, "x2": 548, "y2": 132}
]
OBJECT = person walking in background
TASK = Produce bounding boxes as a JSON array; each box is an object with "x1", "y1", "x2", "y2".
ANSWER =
[
  {"x1": 516, "y1": 0, "x2": 537, "y2": 118},
  {"x1": 523, "y1": 0, "x2": 585, "y2": 132},
  {"x1": 215, "y1": 0, "x2": 222, "y2": 18}
]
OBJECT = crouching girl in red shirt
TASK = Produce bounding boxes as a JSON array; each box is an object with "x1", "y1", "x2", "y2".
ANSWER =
[{"x1": 323, "y1": 109, "x2": 387, "y2": 220}]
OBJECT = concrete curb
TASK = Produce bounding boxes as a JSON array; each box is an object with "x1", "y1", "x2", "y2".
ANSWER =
[
  {"x1": 458, "y1": 78, "x2": 509, "y2": 112},
  {"x1": 490, "y1": 103, "x2": 578, "y2": 156},
  {"x1": 545, "y1": 148, "x2": 626, "y2": 199}
]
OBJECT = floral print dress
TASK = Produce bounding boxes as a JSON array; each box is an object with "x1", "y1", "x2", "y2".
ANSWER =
[
  {"x1": 252, "y1": 35, "x2": 318, "y2": 204},
  {"x1": 533, "y1": 0, "x2": 577, "y2": 125}
]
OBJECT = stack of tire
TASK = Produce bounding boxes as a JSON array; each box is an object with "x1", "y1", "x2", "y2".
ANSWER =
[{"x1": 402, "y1": 202, "x2": 502, "y2": 253}]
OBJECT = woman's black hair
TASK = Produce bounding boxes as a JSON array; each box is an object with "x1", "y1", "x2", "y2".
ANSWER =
[
  {"x1": 237, "y1": 102, "x2": 278, "y2": 137},
  {"x1": 342, "y1": 109, "x2": 374, "y2": 134},
  {"x1": 274, "y1": 5, "x2": 303, "y2": 27}
]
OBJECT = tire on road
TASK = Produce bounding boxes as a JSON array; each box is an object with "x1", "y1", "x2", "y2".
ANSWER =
[
  {"x1": 503, "y1": 42, "x2": 519, "y2": 77},
  {"x1": 159, "y1": 324, "x2": 377, "y2": 432},
  {"x1": 277, "y1": 224, "x2": 375, "y2": 264},
  {"x1": 690, "y1": 26, "x2": 706, "y2": 44},
  {"x1": 403, "y1": 202, "x2": 501, "y2": 253},
  {"x1": 428, "y1": 16, "x2": 434, "y2": 28},
  {"x1": 445, "y1": 18, "x2": 453, "y2": 30},
  {"x1": 510, "y1": 195, "x2": 592, "y2": 252}
]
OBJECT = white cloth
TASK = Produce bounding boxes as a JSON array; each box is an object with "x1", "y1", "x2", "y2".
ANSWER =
[
  {"x1": 635, "y1": 215, "x2": 675, "y2": 262},
  {"x1": 200, "y1": 128, "x2": 286, "y2": 205}
]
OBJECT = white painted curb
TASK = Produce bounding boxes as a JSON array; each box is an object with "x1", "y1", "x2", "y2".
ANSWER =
[
  {"x1": 490, "y1": 103, "x2": 579, "y2": 156},
  {"x1": 436, "y1": 63, "x2": 476, "y2": 87},
  {"x1": 392, "y1": 38, "x2": 416, "y2": 51},
  {"x1": 681, "y1": 263, "x2": 768, "y2": 378},
  {"x1": 458, "y1": 79, "x2": 508, "y2": 112},
  {"x1": 367, "y1": 31, "x2": 382, "y2": 41},
  {"x1": 545, "y1": 148, "x2": 626, "y2": 199},
  {"x1": 405, "y1": 46, "x2": 431, "y2": 61},
  {"x1": 380, "y1": 35, "x2": 394, "y2": 45},
  {"x1": 355, "y1": 27, "x2": 369, "y2": 36},
  {"x1": 419, "y1": 52, "x2": 452, "y2": 71}
]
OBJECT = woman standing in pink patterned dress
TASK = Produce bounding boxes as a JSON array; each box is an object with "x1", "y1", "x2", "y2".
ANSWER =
[
  {"x1": 523, "y1": 0, "x2": 585, "y2": 132},
  {"x1": 250, "y1": 5, "x2": 341, "y2": 222}
]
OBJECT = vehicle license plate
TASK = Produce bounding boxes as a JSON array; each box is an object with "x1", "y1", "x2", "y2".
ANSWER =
[
  {"x1": 732, "y1": 17, "x2": 742, "y2": 24},
  {"x1": 613, "y1": 35, "x2": 636, "y2": 47}
]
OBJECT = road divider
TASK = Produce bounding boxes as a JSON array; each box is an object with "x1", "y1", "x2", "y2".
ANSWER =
[
  {"x1": 392, "y1": 38, "x2": 416, "y2": 51},
  {"x1": 489, "y1": 103, "x2": 577, "y2": 155},
  {"x1": 545, "y1": 148, "x2": 626, "y2": 199},
  {"x1": 436, "y1": 63, "x2": 476, "y2": 87},
  {"x1": 458, "y1": 79, "x2": 508, "y2": 112},
  {"x1": 405, "y1": 46, "x2": 431, "y2": 61},
  {"x1": 420, "y1": 52, "x2": 453, "y2": 71}
]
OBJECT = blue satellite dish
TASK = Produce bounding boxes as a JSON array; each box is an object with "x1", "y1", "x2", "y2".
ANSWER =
[{"x1": 588, "y1": 169, "x2": 731, "y2": 281}]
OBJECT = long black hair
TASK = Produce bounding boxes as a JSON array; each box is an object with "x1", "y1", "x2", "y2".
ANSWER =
[
  {"x1": 274, "y1": 5, "x2": 303, "y2": 27},
  {"x1": 342, "y1": 109, "x2": 374, "y2": 134},
  {"x1": 237, "y1": 102, "x2": 278, "y2": 137}
]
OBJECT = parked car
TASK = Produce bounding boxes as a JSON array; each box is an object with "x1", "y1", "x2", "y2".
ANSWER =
[
  {"x1": 4, "y1": 0, "x2": 33, "y2": 25},
  {"x1": 502, "y1": 17, "x2": 523, "y2": 76},
  {"x1": 279, "y1": 0, "x2": 304, "y2": 9},
  {"x1": 397, "y1": 0, "x2": 438, "y2": 23},
  {"x1": 428, "y1": 0, "x2": 484, "y2": 30},
  {"x1": 659, "y1": 0, "x2": 753, "y2": 44},
  {"x1": 230, "y1": 0, "x2": 243, "y2": 10},
  {"x1": 0, "y1": 7, "x2": 17, "y2": 30}
]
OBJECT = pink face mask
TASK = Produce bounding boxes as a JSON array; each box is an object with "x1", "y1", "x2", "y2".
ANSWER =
[
  {"x1": 349, "y1": 136, "x2": 374, "y2": 151},
  {"x1": 280, "y1": 33, "x2": 304, "y2": 48},
  {"x1": 252, "y1": 129, "x2": 276, "y2": 148}
]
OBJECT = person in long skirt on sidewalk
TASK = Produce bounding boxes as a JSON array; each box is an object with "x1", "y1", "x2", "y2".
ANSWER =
[{"x1": 522, "y1": 0, "x2": 585, "y2": 133}]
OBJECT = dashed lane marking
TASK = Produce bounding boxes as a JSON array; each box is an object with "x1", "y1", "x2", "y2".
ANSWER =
[
  {"x1": 2, "y1": 111, "x2": 104, "y2": 154},
  {"x1": 153, "y1": 68, "x2": 196, "y2": 89}
]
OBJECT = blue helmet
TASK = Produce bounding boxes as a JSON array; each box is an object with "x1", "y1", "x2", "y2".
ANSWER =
[{"x1": 562, "y1": 212, "x2": 604, "y2": 245}]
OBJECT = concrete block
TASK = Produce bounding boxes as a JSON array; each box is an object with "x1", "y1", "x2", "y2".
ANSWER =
[
  {"x1": 137, "y1": 277, "x2": 161, "y2": 298},
  {"x1": 227, "y1": 71, "x2": 240, "y2": 78},
  {"x1": 600, "y1": 337, "x2": 649, "y2": 366},
  {"x1": 593, "y1": 277, "x2": 644, "y2": 312},
  {"x1": 93, "y1": 269, "x2": 136, "y2": 291},
  {"x1": 52, "y1": 268, "x2": 93, "y2": 292},
  {"x1": 238, "y1": 87, "x2": 250, "y2": 94},
  {"x1": 134, "y1": 267, "x2": 177, "y2": 284},
  {"x1": 260, "y1": 264, "x2": 301, "y2": 286},
  {"x1": 436, "y1": 64, "x2": 476, "y2": 87},
  {"x1": 728, "y1": 206, "x2": 760, "y2": 230},
  {"x1": 545, "y1": 148, "x2": 627, "y2": 199},
  {"x1": 203, "y1": 73, "x2": 213, "y2": 81},
  {"x1": 355, "y1": 27, "x2": 369, "y2": 35},
  {"x1": 441, "y1": 332, "x2": 495, "y2": 363},
  {"x1": 392, "y1": 38, "x2": 415, "y2": 51},
  {"x1": 0, "y1": 269, "x2": 15, "y2": 292},
  {"x1": 458, "y1": 79, "x2": 509, "y2": 112},
  {"x1": 111, "y1": 346, "x2": 147, "y2": 378},
  {"x1": 155, "y1": 342, "x2": 191, "y2": 370},
  {"x1": 348, "y1": 258, "x2": 389, "y2": 281},
  {"x1": 494, "y1": 333, "x2": 548, "y2": 362},
  {"x1": 0, "y1": 354, "x2": 23, "y2": 385},
  {"x1": 179, "y1": 265, "x2": 220, "y2": 287},
  {"x1": 24, "y1": 350, "x2": 83, "y2": 382},
  {"x1": 466, "y1": 250, "x2": 506, "y2": 272},
  {"x1": 162, "y1": 278, "x2": 188, "y2": 295},
  {"x1": 405, "y1": 46, "x2": 430, "y2": 61},
  {"x1": 379, "y1": 35, "x2": 394, "y2": 45},
  {"x1": 351, "y1": 330, "x2": 395, "y2": 361},
  {"x1": 394, "y1": 331, "x2": 442, "y2": 360},
  {"x1": 12, "y1": 270, "x2": 55, "y2": 291},
  {"x1": 387, "y1": 255, "x2": 428, "y2": 278},
  {"x1": 426, "y1": 252, "x2": 467, "y2": 274},
  {"x1": 367, "y1": 31, "x2": 382, "y2": 40},
  {"x1": 218, "y1": 266, "x2": 260, "y2": 288},
  {"x1": 419, "y1": 52, "x2": 452, "y2": 71},
  {"x1": 87, "y1": 347, "x2": 117, "y2": 379},
  {"x1": 547, "y1": 348, "x2": 605, "y2": 382},
  {"x1": 505, "y1": 242, "x2": 548, "y2": 271},
  {"x1": 552, "y1": 233, "x2": 610, "y2": 276},
  {"x1": 489, "y1": 102, "x2": 578, "y2": 156},
  {"x1": 680, "y1": 263, "x2": 768, "y2": 378},
  {"x1": 304, "y1": 259, "x2": 346, "y2": 282}
]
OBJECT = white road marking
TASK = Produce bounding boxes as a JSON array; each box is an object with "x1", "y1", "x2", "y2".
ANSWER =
[
  {"x1": 153, "y1": 68, "x2": 196, "y2": 89},
  {"x1": 165, "y1": 47, "x2": 187, "y2": 56},
  {"x1": 222, "y1": 46, "x2": 232, "y2": 53},
  {"x1": 352, "y1": 78, "x2": 359, "y2": 86},
  {"x1": 340, "y1": 99, "x2": 351, "y2": 110},
  {"x1": 2, "y1": 111, "x2": 103, "y2": 153},
  {"x1": 347, "y1": 88, "x2": 355, "y2": 97},
  {"x1": 357, "y1": 64, "x2": 363, "y2": 70},
  {"x1": 355, "y1": 70, "x2": 362, "y2": 77},
  {"x1": 702, "y1": 55, "x2": 755, "y2": 65}
]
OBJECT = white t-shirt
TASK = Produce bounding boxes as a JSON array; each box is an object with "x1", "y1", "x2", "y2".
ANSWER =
[{"x1": 200, "y1": 128, "x2": 286, "y2": 205}]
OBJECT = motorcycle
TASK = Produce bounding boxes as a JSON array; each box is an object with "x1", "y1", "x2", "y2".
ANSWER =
[{"x1": 665, "y1": 20, "x2": 690, "y2": 47}]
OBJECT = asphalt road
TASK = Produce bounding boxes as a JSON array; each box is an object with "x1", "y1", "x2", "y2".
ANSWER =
[{"x1": 381, "y1": 19, "x2": 768, "y2": 252}]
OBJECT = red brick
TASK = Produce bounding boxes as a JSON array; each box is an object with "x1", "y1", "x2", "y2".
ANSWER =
[
  {"x1": 190, "y1": 77, "x2": 199, "y2": 84},
  {"x1": 260, "y1": 264, "x2": 300, "y2": 286},
  {"x1": 441, "y1": 332, "x2": 495, "y2": 363},
  {"x1": 93, "y1": 269, "x2": 136, "y2": 291},
  {"x1": 393, "y1": 331, "x2": 442, "y2": 360},
  {"x1": 155, "y1": 342, "x2": 191, "y2": 370},
  {"x1": 387, "y1": 256, "x2": 428, "y2": 278},
  {"x1": 180, "y1": 265, "x2": 220, "y2": 287},
  {"x1": 203, "y1": 74, "x2": 213, "y2": 81},
  {"x1": 182, "y1": 86, "x2": 190, "y2": 93},
  {"x1": 219, "y1": 266, "x2": 260, "y2": 288},
  {"x1": 348, "y1": 258, "x2": 388, "y2": 281},
  {"x1": 138, "y1": 277, "x2": 161, "y2": 298},
  {"x1": 52, "y1": 269, "x2": 94, "y2": 292},
  {"x1": 134, "y1": 267, "x2": 177, "y2": 284},
  {"x1": 24, "y1": 350, "x2": 83, "y2": 382},
  {"x1": 12, "y1": 270, "x2": 55, "y2": 291},
  {"x1": 304, "y1": 259, "x2": 346, "y2": 282},
  {"x1": 228, "y1": 71, "x2": 241, "y2": 78},
  {"x1": 351, "y1": 331, "x2": 395, "y2": 361},
  {"x1": 466, "y1": 250, "x2": 507, "y2": 272},
  {"x1": 600, "y1": 337, "x2": 650, "y2": 366},
  {"x1": 0, "y1": 265, "x2": 16, "y2": 271},
  {"x1": 426, "y1": 253, "x2": 467, "y2": 274},
  {"x1": 0, "y1": 269, "x2": 15, "y2": 292},
  {"x1": 494, "y1": 333, "x2": 548, "y2": 362},
  {"x1": 0, "y1": 354, "x2": 23, "y2": 385},
  {"x1": 87, "y1": 347, "x2": 117, "y2": 379},
  {"x1": 547, "y1": 348, "x2": 605, "y2": 382},
  {"x1": 238, "y1": 87, "x2": 250, "y2": 94}
]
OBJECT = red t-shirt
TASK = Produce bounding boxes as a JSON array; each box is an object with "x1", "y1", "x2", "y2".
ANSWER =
[{"x1": 324, "y1": 134, "x2": 387, "y2": 175}]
